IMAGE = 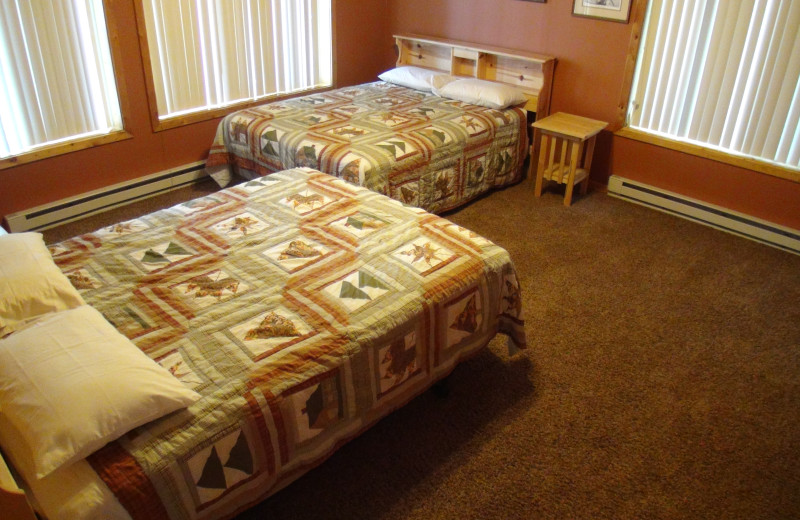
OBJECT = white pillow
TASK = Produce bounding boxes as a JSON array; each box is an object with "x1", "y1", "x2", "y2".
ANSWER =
[
  {"x1": 433, "y1": 78, "x2": 528, "y2": 109},
  {"x1": 378, "y1": 65, "x2": 455, "y2": 92},
  {"x1": 0, "y1": 305, "x2": 200, "y2": 478},
  {"x1": 0, "y1": 232, "x2": 85, "y2": 336}
]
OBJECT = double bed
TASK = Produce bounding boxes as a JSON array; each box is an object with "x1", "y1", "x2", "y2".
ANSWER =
[
  {"x1": 0, "y1": 167, "x2": 526, "y2": 519},
  {"x1": 206, "y1": 34, "x2": 556, "y2": 214}
]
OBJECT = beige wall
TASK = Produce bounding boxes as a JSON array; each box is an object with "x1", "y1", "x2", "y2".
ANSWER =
[{"x1": 388, "y1": 0, "x2": 800, "y2": 230}]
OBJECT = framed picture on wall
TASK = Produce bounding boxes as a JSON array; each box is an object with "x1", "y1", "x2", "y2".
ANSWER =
[
  {"x1": 518, "y1": 0, "x2": 546, "y2": 3},
  {"x1": 572, "y1": 0, "x2": 631, "y2": 22}
]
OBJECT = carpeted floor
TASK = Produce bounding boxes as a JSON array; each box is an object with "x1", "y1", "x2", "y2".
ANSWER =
[{"x1": 44, "y1": 175, "x2": 800, "y2": 520}]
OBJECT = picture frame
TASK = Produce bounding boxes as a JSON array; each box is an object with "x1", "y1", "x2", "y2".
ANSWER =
[
  {"x1": 572, "y1": 0, "x2": 631, "y2": 23},
  {"x1": 518, "y1": 0, "x2": 546, "y2": 3}
]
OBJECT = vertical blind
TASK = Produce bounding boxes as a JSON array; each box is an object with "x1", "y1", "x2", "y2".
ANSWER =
[
  {"x1": 0, "y1": 0, "x2": 122, "y2": 159},
  {"x1": 143, "y1": 0, "x2": 333, "y2": 119},
  {"x1": 628, "y1": 0, "x2": 800, "y2": 169}
]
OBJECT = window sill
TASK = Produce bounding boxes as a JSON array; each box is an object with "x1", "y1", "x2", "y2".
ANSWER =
[
  {"x1": 151, "y1": 85, "x2": 336, "y2": 132},
  {"x1": 615, "y1": 127, "x2": 800, "y2": 184},
  {"x1": 0, "y1": 130, "x2": 134, "y2": 171}
]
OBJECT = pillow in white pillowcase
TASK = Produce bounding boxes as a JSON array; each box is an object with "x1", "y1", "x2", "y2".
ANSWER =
[
  {"x1": 433, "y1": 77, "x2": 528, "y2": 109},
  {"x1": 0, "y1": 232, "x2": 85, "y2": 336},
  {"x1": 378, "y1": 65, "x2": 456, "y2": 92},
  {"x1": 0, "y1": 305, "x2": 201, "y2": 478}
]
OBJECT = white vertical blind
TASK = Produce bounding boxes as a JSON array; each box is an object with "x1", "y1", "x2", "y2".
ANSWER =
[
  {"x1": 143, "y1": 0, "x2": 333, "y2": 119},
  {"x1": 629, "y1": 0, "x2": 800, "y2": 169},
  {"x1": 0, "y1": 0, "x2": 122, "y2": 158}
]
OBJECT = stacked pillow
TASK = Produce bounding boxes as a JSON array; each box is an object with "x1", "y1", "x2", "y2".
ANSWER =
[
  {"x1": 379, "y1": 65, "x2": 529, "y2": 109},
  {"x1": 0, "y1": 232, "x2": 85, "y2": 336},
  {"x1": 0, "y1": 232, "x2": 200, "y2": 479}
]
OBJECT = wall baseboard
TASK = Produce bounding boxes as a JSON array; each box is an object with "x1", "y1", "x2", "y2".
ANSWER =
[
  {"x1": 4, "y1": 162, "x2": 208, "y2": 233},
  {"x1": 607, "y1": 175, "x2": 800, "y2": 256}
]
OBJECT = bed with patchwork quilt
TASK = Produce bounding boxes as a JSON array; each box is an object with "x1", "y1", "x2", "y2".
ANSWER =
[
  {"x1": 0, "y1": 167, "x2": 525, "y2": 520},
  {"x1": 205, "y1": 81, "x2": 529, "y2": 214}
]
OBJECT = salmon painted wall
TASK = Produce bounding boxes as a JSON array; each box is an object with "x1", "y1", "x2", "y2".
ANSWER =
[
  {"x1": 388, "y1": 0, "x2": 800, "y2": 230},
  {"x1": 0, "y1": 0, "x2": 390, "y2": 221},
  {"x1": 4, "y1": 0, "x2": 798, "y2": 231},
  {"x1": 613, "y1": 139, "x2": 800, "y2": 230}
]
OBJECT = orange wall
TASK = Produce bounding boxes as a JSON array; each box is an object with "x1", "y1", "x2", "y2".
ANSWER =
[
  {"x1": 388, "y1": 0, "x2": 800, "y2": 230},
  {"x1": 387, "y1": 1, "x2": 631, "y2": 129},
  {"x1": 0, "y1": 0, "x2": 390, "y2": 220},
  {"x1": 613, "y1": 138, "x2": 800, "y2": 229},
  {"x1": 4, "y1": 0, "x2": 799, "y2": 231}
]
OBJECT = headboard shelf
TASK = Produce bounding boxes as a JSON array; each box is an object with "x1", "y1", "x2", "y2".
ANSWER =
[{"x1": 393, "y1": 33, "x2": 556, "y2": 118}]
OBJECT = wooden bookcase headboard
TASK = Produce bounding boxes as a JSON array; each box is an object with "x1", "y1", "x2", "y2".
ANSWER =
[{"x1": 393, "y1": 33, "x2": 556, "y2": 120}]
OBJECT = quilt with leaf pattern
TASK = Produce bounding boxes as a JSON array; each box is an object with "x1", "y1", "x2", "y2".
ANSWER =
[
  {"x1": 47, "y1": 168, "x2": 526, "y2": 520},
  {"x1": 205, "y1": 82, "x2": 528, "y2": 214}
]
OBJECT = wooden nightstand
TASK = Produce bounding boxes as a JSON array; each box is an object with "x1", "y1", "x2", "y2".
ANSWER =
[{"x1": 530, "y1": 112, "x2": 607, "y2": 206}]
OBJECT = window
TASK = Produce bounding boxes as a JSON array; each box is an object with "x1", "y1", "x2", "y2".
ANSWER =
[
  {"x1": 626, "y1": 0, "x2": 800, "y2": 172},
  {"x1": 140, "y1": 0, "x2": 333, "y2": 126},
  {"x1": 0, "y1": 0, "x2": 124, "y2": 164}
]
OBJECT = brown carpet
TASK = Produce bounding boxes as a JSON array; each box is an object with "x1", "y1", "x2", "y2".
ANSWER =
[{"x1": 44, "y1": 175, "x2": 800, "y2": 520}]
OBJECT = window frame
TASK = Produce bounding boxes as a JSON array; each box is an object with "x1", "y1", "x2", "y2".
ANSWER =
[
  {"x1": 133, "y1": 0, "x2": 338, "y2": 133},
  {"x1": 615, "y1": 0, "x2": 800, "y2": 184},
  {"x1": 0, "y1": 0, "x2": 132, "y2": 171}
]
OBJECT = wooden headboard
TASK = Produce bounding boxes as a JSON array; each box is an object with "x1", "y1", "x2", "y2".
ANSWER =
[{"x1": 393, "y1": 34, "x2": 556, "y2": 119}]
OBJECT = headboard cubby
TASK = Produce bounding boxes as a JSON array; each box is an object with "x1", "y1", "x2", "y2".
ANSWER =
[{"x1": 393, "y1": 33, "x2": 556, "y2": 120}]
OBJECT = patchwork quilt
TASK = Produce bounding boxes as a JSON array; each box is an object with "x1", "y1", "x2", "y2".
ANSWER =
[
  {"x1": 48, "y1": 168, "x2": 526, "y2": 520},
  {"x1": 206, "y1": 82, "x2": 528, "y2": 214}
]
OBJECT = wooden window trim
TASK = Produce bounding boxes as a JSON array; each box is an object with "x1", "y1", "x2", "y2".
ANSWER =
[
  {"x1": 0, "y1": 130, "x2": 133, "y2": 171},
  {"x1": 149, "y1": 87, "x2": 338, "y2": 132},
  {"x1": 616, "y1": 127, "x2": 800, "y2": 183},
  {"x1": 0, "y1": 0, "x2": 132, "y2": 171},
  {"x1": 614, "y1": 0, "x2": 800, "y2": 184}
]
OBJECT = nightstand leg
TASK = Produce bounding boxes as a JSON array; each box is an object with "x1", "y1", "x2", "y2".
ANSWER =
[
  {"x1": 534, "y1": 134, "x2": 548, "y2": 197},
  {"x1": 564, "y1": 179, "x2": 575, "y2": 206},
  {"x1": 563, "y1": 142, "x2": 582, "y2": 206},
  {"x1": 581, "y1": 135, "x2": 597, "y2": 195}
]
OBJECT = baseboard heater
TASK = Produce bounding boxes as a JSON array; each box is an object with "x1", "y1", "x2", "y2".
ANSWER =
[
  {"x1": 5, "y1": 161, "x2": 208, "y2": 233},
  {"x1": 607, "y1": 175, "x2": 800, "y2": 256}
]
